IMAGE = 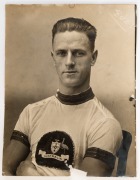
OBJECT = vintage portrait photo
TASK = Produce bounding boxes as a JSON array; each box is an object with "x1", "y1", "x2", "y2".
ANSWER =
[{"x1": 2, "y1": 4, "x2": 136, "y2": 177}]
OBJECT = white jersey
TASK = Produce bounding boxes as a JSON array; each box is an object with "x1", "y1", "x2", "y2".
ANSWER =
[{"x1": 12, "y1": 88, "x2": 122, "y2": 176}]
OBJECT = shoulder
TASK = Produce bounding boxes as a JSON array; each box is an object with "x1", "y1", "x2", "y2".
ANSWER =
[
  {"x1": 87, "y1": 96, "x2": 120, "y2": 128},
  {"x1": 90, "y1": 96, "x2": 121, "y2": 130},
  {"x1": 26, "y1": 95, "x2": 56, "y2": 110},
  {"x1": 92, "y1": 96, "x2": 115, "y2": 119},
  {"x1": 19, "y1": 96, "x2": 57, "y2": 117}
]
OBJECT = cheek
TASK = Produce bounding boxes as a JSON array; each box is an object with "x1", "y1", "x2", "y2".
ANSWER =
[
  {"x1": 77, "y1": 60, "x2": 91, "y2": 71},
  {"x1": 78, "y1": 62, "x2": 91, "y2": 78},
  {"x1": 55, "y1": 59, "x2": 64, "y2": 67},
  {"x1": 55, "y1": 62, "x2": 63, "y2": 74}
]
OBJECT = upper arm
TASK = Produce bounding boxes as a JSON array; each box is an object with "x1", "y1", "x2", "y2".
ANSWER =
[
  {"x1": 3, "y1": 139, "x2": 30, "y2": 175},
  {"x1": 80, "y1": 157, "x2": 113, "y2": 176},
  {"x1": 3, "y1": 105, "x2": 31, "y2": 175}
]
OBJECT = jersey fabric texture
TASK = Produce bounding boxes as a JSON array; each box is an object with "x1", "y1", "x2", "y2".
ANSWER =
[{"x1": 11, "y1": 88, "x2": 122, "y2": 176}]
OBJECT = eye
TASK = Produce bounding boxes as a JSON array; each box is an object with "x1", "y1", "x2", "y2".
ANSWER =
[
  {"x1": 55, "y1": 50, "x2": 67, "y2": 57},
  {"x1": 73, "y1": 50, "x2": 86, "y2": 57}
]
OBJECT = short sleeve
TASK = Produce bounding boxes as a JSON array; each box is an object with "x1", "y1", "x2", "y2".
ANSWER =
[
  {"x1": 14, "y1": 105, "x2": 30, "y2": 135},
  {"x1": 11, "y1": 105, "x2": 30, "y2": 148},
  {"x1": 85, "y1": 118, "x2": 122, "y2": 169},
  {"x1": 87, "y1": 118, "x2": 122, "y2": 155}
]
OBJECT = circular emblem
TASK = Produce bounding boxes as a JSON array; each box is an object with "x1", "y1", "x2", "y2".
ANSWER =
[{"x1": 35, "y1": 131, "x2": 75, "y2": 170}]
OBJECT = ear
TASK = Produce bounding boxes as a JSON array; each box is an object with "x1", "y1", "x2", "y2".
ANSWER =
[
  {"x1": 51, "y1": 51, "x2": 54, "y2": 58},
  {"x1": 91, "y1": 50, "x2": 98, "y2": 66},
  {"x1": 51, "y1": 50, "x2": 56, "y2": 66}
]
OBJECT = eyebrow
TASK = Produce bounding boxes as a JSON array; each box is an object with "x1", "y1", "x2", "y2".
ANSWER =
[{"x1": 55, "y1": 48, "x2": 87, "y2": 52}]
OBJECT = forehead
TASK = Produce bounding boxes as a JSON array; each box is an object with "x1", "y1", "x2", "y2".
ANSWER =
[{"x1": 52, "y1": 31, "x2": 91, "y2": 50}]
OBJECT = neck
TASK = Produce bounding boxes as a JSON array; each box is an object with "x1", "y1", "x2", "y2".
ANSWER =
[{"x1": 58, "y1": 83, "x2": 90, "y2": 95}]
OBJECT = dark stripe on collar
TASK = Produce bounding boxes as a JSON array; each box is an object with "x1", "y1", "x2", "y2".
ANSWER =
[{"x1": 56, "y1": 87, "x2": 94, "y2": 105}]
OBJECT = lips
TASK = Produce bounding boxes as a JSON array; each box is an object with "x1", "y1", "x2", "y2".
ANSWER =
[{"x1": 63, "y1": 70, "x2": 77, "y2": 74}]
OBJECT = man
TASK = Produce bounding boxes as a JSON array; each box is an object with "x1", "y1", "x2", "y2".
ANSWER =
[{"x1": 3, "y1": 17, "x2": 122, "y2": 176}]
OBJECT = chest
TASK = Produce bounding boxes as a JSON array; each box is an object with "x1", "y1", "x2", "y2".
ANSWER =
[{"x1": 30, "y1": 104, "x2": 91, "y2": 146}]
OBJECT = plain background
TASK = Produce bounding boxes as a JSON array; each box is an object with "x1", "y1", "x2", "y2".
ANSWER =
[{"x1": 4, "y1": 4, "x2": 135, "y2": 176}]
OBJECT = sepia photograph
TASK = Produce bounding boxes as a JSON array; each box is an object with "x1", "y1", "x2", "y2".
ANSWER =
[{"x1": 2, "y1": 4, "x2": 136, "y2": 177}]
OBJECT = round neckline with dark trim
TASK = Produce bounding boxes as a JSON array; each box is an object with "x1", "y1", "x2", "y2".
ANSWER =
[{"x1": 55, "y1": 87, "x2": 94, "y2": 105}]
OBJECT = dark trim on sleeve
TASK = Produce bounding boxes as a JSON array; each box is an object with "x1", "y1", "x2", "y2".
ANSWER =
[
  {"x1": 84, "y1": 147, "x2": 116, "y2": 169},
  {"x1": 10, "y1": 130, "x2": 30, "y2": 148}
]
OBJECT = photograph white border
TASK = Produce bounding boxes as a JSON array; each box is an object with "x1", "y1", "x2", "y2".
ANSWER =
[{"x1": 0, "y1": 0, "x2": 139, "y2": 180}]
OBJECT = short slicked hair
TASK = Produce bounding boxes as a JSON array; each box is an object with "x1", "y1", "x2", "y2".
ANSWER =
[{"x1": 52, "y1": 17, "x2": 97, "y2": 50}]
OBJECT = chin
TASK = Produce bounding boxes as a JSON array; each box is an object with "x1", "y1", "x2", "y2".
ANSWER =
[{"x1": 61, "y1": 78, "x2": 75, "y2": 83}]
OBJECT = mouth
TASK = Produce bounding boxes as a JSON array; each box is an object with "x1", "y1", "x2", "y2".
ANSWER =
[{"x1": 63, "y1": 70, "x2": 77, "y2": 74}]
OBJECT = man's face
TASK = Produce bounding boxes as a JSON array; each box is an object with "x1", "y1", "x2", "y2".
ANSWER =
[{"x1": 52, "y1": 31, "x2": 97, "y2": 89}]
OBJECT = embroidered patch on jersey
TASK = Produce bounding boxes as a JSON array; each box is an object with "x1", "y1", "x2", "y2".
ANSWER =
[{"x1": 35, "y1": 131, "x2": 75, "y2": 170}]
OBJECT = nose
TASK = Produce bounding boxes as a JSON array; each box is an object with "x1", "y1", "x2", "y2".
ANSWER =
[{"x1": 65, "y1": 51, "x2": 75, "y2": 67}]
